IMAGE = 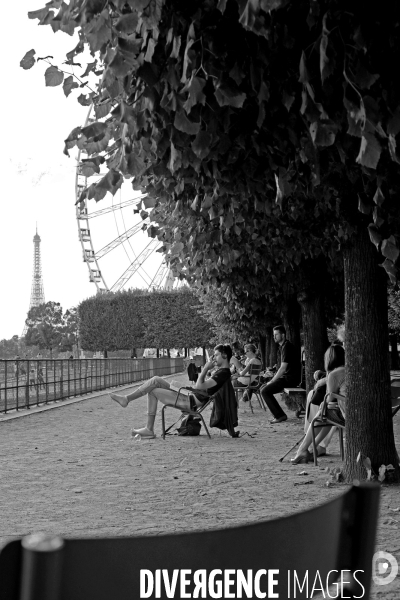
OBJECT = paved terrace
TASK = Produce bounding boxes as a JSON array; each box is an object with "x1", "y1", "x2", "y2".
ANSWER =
[{"x1": 1, "y1": 371, "x2": 399, "y2": 599}]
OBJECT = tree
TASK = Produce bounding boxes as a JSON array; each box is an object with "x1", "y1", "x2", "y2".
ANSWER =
[
  {"x1": 25, "y1": 302, "x2": 64, "y2": 358},
  {"x1": 60, "y1": 307, "x2": 80, "y2": 356},
  {"x1": 23, "y1": 0, "x2": 400, "y2": 480}
]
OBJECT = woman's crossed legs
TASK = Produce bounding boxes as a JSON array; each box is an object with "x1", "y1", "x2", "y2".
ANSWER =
[{"x1": 110, "y1": 376, "x2": 191, "y2": 438}]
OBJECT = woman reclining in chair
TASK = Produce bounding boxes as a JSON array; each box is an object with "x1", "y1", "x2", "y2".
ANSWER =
[
  {"x1": 110, "y1": 345, "x2": 232, "y2": 439},
  {"x1": 291, "y1": 344, "x2": 345, "y2": 464},
  {"x1": 231, "y1": 343, "x2": 262, "y2": 400}
]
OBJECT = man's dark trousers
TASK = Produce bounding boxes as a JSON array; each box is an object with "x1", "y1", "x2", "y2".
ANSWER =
[{"x1": 260, "y1": 377, "x2": 294, "y2": 419}]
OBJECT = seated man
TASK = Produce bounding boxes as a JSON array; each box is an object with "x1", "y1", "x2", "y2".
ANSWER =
[
  {"x1": 110, "y1": 344, "x2": 233, "y2": 439},
  {"x1": 260, "y1": 325, "x2": 301, "y2": 424}
]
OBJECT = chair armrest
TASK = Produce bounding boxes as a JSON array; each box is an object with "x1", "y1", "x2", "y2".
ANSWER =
[
  {"x1": 284, "y1": 388, "x2": 306, "y2": 393},
  {"x1": 327, "y1": 402, "x2": 340, "y2": 409},
  {"x1": 328, "y1": 392, "x2": 346, "y2": 402}
]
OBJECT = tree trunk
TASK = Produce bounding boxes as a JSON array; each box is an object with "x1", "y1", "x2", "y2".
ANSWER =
[
  {"x1": 103, "y1": 349, "x2": 108, "y2": 358},
  {"x1": 389, "y1": 333, "x2": 399, "y2": 370},
  {"x1": 202, "y1": 347, "x2": 206, "y2": 365},
  {"x1": 156, "y1": 348, "x2": 160, "y2": 358},
  {"x1": 270, "y1": 335, "x2": 278, "y2": 368},
  {"x1": 343, "y1": 227, "x2": 400, "y2": 482},
  {"x1": 184, "y1": 347, "x2": 188, "y2": 358},
  {"x1": 258, "y1": 333, "x2": 267, "y2": 368},
  {"x1": 265, "y1": 327, "x2": 272, "y2": 368},
  {"x1": 167, "y1": 349, "x2": 171, "y2": 358},
  {"x1": 297, "y1": 291, "x2": 329, "y2": 394},
  {"x1": 282, "y1": 294, "x2": 301, "y2": 353}
]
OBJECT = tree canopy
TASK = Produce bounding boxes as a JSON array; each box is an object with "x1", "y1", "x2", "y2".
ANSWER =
[
  {"x1": 78, "y1": 288, "x2": 213, "y2": 351},
  {"x1": 23, "y1": 0, "x2": 400, "y2": 289}
]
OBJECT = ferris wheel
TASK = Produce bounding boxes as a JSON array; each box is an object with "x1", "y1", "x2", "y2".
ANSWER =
[{"x1": 75, "y1": 106, "x2": 177, "y2": 294}]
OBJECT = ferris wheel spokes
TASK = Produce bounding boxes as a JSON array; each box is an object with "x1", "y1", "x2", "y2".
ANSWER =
[
  {"x1": 94, "y1": 220, "x2": 150, "y2": 260},
  {"x1": 77, "y1": 196, "x2": 144, "y2": 220},
  {"x1": 111, "y1": 239, "x2": 161, "y2": 292},
  {"x1": 148, "y1": 261, "x2": 169, "y2": 290}
]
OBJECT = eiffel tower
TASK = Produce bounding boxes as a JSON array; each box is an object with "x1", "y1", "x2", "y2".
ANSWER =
[{"x1": 22, "y1": 226, "x2": 46, "y2": 336}]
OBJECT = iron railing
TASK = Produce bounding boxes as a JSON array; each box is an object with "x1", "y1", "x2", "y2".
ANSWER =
[{"x1": 0, "y1": 358, "x2": 184, "y2": 414}]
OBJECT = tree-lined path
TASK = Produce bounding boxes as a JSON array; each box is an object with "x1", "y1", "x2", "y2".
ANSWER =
[{"x1": 1, "y1": 372, "x2": 399, "y2": 599}]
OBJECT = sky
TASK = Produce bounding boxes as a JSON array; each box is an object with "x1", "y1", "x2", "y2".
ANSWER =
[{"x1": 0, "y1": 1, "x2": 165, "y2": 340}]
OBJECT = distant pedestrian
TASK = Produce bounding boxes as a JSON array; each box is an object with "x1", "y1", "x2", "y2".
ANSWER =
[
  {"x1": 37, "y1": 366, "x2": 45, "y2": 390},
  {"x1": 29, "y1": 367, "x2": 37, "y2": 391}
]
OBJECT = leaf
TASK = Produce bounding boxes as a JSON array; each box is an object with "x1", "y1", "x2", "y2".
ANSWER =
[
  {"x1": 143, "y1": 197, "x2": 156, "y2": 209},
  {"x1": 181, "y1": 39, "x2": 194, "y2": 83},
  {"x1": 81, "y1": 61, "x2": 97, "y2": 78},
  {"x1": 356, "y1": 134, "x2": 381, "y2": 169},
  {"x1": 28, "y1": 8, "x2": 49, "y2": 21},
  {"x1": 363, "y1": 456, "x2": 372, "y2": 470},
  {"x1": 309, "y1": 121, "x2": 337, "y2": 147},
  {"x1": 115, "y1": 13, "x2": 139, "y2": 35},
  {"x1": 126, "y1": 152, "x2": 146, "y2": 177},
  {"x1": 88, "y1": 169, "x2": 123, "y2": 201},
  {"x1": 94, "y1": 101, "x2": 111, "y2": 119},
  {"x1": 168, "y1": 142, "x2": 181, "y2": 173},
  {"x1": 182, "y1": 76, "x2": 206, "y2": 113},
  {"x1": 170, "y1": 36, "x2": 181, "y2": 59},
  {"x1": 81, "y1": 121, "x2": 108, "y2": 140},
  {"x1": 201, "y1": 195, "x2": 213, "y2": 210},
  {"x1": 387, "y1": 109, "x2": 400, "y2": 136},
  {"x1": 373, "y1": 207, "x2": 384, "y2": 228},
  {"x1": 382, "y1": 236, "x2": 399, "y2": 263},
  {"x1": 319, "y1": 14, "x2": 333, "y2": 83},
  {"x1": 282, "y1": 91, "x2": 295, "y2": 112},
  {"x1": 388, "y1": 134, "x2": 400, "y2": 164},
  {"x1": 77, "y1": 93, "x2": 93, "y2": 106},
  {"x1": 358, "y1": 195, "x2": 372, "y2": 215},
  {"x1": 353, "y1": 64, "x2": 379, "y2": 90},
  {"x1": 215, "y1": 85, "x2": 246, "y2": 108},
  {"x1": 373, "y1": 187, "x2": 385, "y2": 206},
  {"x1": 381, "y1": 258, "x2": 398, "y2": 283},
  {"x1": 174, "y1": 111, "x2": 201, "y2": 135},
  {"x1": 190, "y1": 195, "x2": 199, "y2": 211},
  {"x1": 145, "y1": 38, "x2": 157, "y2": 63},
  {"x1": 44, "y1": 65, "x2": 64, "y2": 87},
  {"x1": 368, "y1": 224, "x2": 382, "y2": 249},
  {"x1": 191, "y1": 131, "x2": 212, "y2": 159},
  {"x1": 257, "y1": 102, "x2": 266, "y2": 128},
  {"x1": 217, "y1": 0, "x2": 228, "y2": 12},
  {"x1": 63, "y1": 75, "x2": 79, "y2": 97},
  {"x1": 299, "y1": 51, "x2": 309, "y2": 84},
  {"x1": 20, "y1": 49, "x2": 36, "y2": 70},
  {"x1": 85, "y1": 9, "x2": 111, "y2": 53}
]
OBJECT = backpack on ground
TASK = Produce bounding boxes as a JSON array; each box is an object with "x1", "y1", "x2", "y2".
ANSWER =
[{"x1": 176, "y1": 415, "x2": 202, "y2": 436}]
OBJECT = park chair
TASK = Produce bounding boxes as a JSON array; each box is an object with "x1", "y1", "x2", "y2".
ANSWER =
[
  {"x1": 160, "y1": 385, "x2": 213, "y2": 439},
  {"x1": 310, "y1": 378, "x2": 400, "y2": 466},
  {"x1": 233, "y1": 362, "x2": 266, "y2": 413},
  {"x1": 0, "y1": 483, "x2": 380, "y2": 600}
]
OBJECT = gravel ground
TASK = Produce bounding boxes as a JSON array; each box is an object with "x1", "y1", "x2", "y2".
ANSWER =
[{"x1": 0, "y1": 371, "x2": 399, "y2": 598}]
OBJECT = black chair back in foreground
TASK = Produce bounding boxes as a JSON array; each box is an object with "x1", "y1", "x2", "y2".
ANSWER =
[{"x1": 0, "y1": 483, "x2": 379, "y2": 600}]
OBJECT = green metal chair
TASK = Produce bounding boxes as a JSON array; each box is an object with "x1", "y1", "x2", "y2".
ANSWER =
[{"x1": 0, "y1": 483, "x2": 380, "y2": 600}]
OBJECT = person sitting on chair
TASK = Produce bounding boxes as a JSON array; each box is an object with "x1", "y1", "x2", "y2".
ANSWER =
[
  {"x1": 291, "y1": 344, "x2": 345, "y2": 464},
  {"x1": 231, "y1": 344, "x2": 261, "y2": 400},
  {"x1": 110, "y1": 344, "x2": 232, "y2": 439},
  {"x1": 260, "y1": 325, "x2": 301, "y2": 424}
]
